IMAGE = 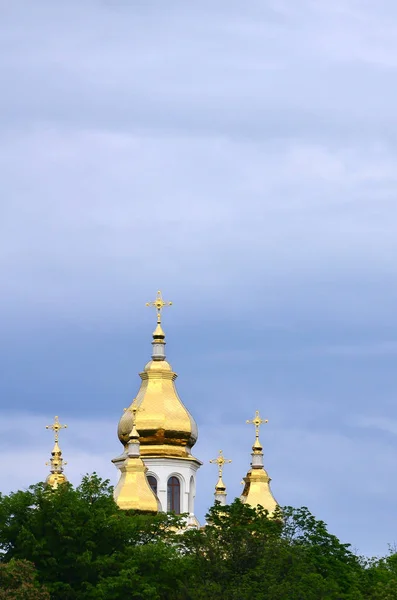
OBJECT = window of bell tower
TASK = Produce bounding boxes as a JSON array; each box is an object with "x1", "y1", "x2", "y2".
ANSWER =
[{"x1": 167, "y1": 476, "x2": 181, "y2": 514}]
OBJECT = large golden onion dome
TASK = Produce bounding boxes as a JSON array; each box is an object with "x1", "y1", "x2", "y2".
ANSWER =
[{"x1": 117, "y1": 291, "x2": 198, "y2": 460}]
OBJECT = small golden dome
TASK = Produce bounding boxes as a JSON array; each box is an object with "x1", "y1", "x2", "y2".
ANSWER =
[
  {"x1": 143, "y1": 359, "x2": 172, "y2": 372},
  {"x1": 46, "y1": 472, "x2": 67, "y2": 488},
  {"x1": 114, "y1": 457, "x2": 160, "y2": 513},
  {"x1": 215, "y1": 476, "x2": 226, "y2": 493},
  {"x1": 240, "y1": 468, "x2": 277, "y2": 514},
  {"x1": 152, "y1": 322, "x2": 165, "y2": 338}
]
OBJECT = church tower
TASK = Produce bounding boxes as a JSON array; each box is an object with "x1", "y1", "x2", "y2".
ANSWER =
[
  {"x1": 114, "y1": 291, "x2": 201, "y2": 524},
  {"x1": 240, "y1": 410, "x2": 278, "y2": 514},
  {"x1": 45, "y1": 416, "x2": 68, "y2": 489}
]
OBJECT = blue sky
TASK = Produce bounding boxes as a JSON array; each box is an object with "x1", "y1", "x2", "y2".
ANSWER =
[{"x1": 1, "y1": 0, "x2": 397, "y2": 557}]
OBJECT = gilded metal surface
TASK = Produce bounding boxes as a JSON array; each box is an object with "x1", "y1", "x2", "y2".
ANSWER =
[
  {"x1": 113, "y1": 456, "x2": 160, "y2": 512},
  {"x1": 46, "y1": 415, "x2": 67, "y2": 443},
  {"x1": 210, "y1": 450, "x2": 232, "y2": 478},
  {"x1": 118, "y1": 359, "x2": 198, "y2": 456},
  {"x1": 210, "y1": 450, "x2": 231, "y2": 493},
  {"x1": 241, "y1": 410, "x2": 278, "y2": 514},
  {"x1": 46, "y1": 472, "x2": 67, "y2": 488},
  {"x1": 118, "y1": 291, "x2": 200, "y2": 470},
  {"x1": 240, "y1": 468, "x2": 277, "y2": 514},
  {"x1": 114, "y1": 403, "x2": 160, "y2": 512},
  {"x1": 45, "y1": 416, "x2": 68, "y2": 489},
  {"x1": 146, "y1": 290, "x2": 172, "y2": 325},
  {"x1": 246, "y1": 410, "x2": 268, "y2": 441}
]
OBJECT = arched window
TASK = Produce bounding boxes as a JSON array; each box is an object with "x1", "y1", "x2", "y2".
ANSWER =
[
  {"x1": 147, "y1": 475, "x2": 157, "y2": 495},
  {"x1": 167, "y1": 476, "x2": 181, "y2": 514}
]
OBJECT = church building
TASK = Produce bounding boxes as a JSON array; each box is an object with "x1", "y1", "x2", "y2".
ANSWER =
[{"x1": 45, "y1": 291, "x2": 278, "y2": 525}]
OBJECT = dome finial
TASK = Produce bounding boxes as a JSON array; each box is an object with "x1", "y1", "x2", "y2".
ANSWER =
[
  {"x1": 46, "y1": 415, "x2": 67, "y2": 443},
  {"x1": 146, "y1": 290, "x2": 173, "y2": 360},
  {"x1": 246, "y1": 410, "x2": 268, "y2": 453},
  {"x1": 45, "y1": 416, "x2": 68, "y2": 489},
  {"x1": 128, "y1": 400, "x2": 141, "y2": 443},
  {"x1": 146, "y1": 290, "x2": 172, "y2": 326},
  {"x1": 210, "y1": 449, "x2": 232, "y2": 505}
]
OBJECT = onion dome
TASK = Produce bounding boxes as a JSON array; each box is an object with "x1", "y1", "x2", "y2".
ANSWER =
[
  {"x1": 240, "y1": 411, "x2": 278, "y2": 514},
  {"x1": 117, "y1": 291, "x2": 198, "y2": 460},
  {"x1": 45, "y1": 416, "x2": 68, "y2": 489},
  {"x1": 114, "y1": 406, "x2": 160, "y2": 513}
]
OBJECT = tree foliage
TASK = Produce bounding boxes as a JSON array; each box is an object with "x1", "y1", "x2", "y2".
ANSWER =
[
  {"x1": 0, "y1": 474, "x2": 395, "y2": 600},
  {"x1": 0, "y1": 559, "x2": 49, "y2": 599}
]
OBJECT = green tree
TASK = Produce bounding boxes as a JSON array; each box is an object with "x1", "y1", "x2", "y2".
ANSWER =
[
  {"x1": 181, "y1": 500, "x2": 366, "y2": 600},
  {"x1": 364, "y1": 552, "x2": 397, "y2": 600},
  {"x1": 0, "y1": 474, "x2": 185, "y2": 600},
  {"x1": 0, "y1": 559, "x2": 49, "y2": 599},
  {"x1": 2, "y1": 475, "x2": 396, "y2": 600}
]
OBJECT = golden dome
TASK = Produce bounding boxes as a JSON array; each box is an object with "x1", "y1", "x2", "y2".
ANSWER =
[
  {"x1": 117, "y1": 295, "x2": 198, "y2": 461},
  {"x1": 240, "y1": 468, "x2": 278, "y2": 514},
  {"x1": 114, "y1": 456, "x2": 160, "y2": 512},
  {"x1": 46, "y1": 472, "x2": 67, "y2": 488},
  {"x1": 118, "y1": 358, "x2": 198, "y2": 459},
  {"x1": 143, "y1": 359, "x2": 172, "y2": 372},
  {"x1": 114, "y1": 410, "x2": 160, "y2": 513}
]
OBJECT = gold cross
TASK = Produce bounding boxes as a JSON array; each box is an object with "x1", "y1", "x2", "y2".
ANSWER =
[
  {"x1": 46, "y1": 416, "x2": 67, "y2": 443},
  {"x1": 146, "y1": 290, "x2": 172, "y2": 324},
  {"x1": 246, "y1": 410, "x2": 268, "y2": 439},
  {"x1": 210, "y1": 450, "x2": 232, "y2": 478},
  {"x1": 124, "y1": 399, "x2": 145, "y2": 424},
  {"x1": 130, "y1": 399, "x2": 141, "y2": 427},
  {"x1": 123, "y1": 399, "x2": 146, "y2": 442}
]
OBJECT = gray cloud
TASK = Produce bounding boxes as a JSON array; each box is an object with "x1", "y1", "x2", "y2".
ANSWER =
[{"x1": 1, "y1": 0, "x2": 397, "y2": 558}]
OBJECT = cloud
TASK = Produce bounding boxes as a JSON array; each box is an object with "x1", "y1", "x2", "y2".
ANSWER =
[
  {"x1": 1, "y1": 0, "x2": 397, "y2": 560},
  {"x1": 1, "y1": 126, "x2": 396, "y2": 328},
  {"x1": 354, "y1": 416, "x2": 397, "y2": 436},
  {"x1": 324, "y1": 341, "x2": 397, "y2": 357}
]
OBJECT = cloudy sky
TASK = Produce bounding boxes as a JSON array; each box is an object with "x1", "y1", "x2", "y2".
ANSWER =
[{"x1": 1, "y1": 0, "x2": 397, "y2": 557}]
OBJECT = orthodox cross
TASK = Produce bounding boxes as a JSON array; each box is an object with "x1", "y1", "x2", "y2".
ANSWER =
[
  {"x1": 123, "y1": 399, "x2": 145, "y2": 423},
  {"x1": 46, "y1": 415, "x2": 67, "y2": 443},
  {"x1": 210, "y1": 450, "x2": 232, "y2": 479},
  {"x1": 124, "y1": 399, "x2": 145, "y2": 440},
  {"x1": 246, "y1": 410, "x2": 268, "y2": 439},
  {"x1": 130, "y1": 399, "x2": 144, "y2": 426},
  {"x1": 146, "y1": 290, "x2": 172, "y2": 324}
]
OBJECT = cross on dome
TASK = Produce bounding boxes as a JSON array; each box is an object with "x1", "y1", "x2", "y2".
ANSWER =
[
  {"x1": 46, "y1": 416, "x2": 67, "y2": 443},
  {"x1": 146, "y1": 290, "x2": 172, "y2": 325},
  {"x1": 246, "y1": 410, "x2": 268, "y2": 439},
  {"x1": 210, "y1": 449, "x2": 232, "y2": 479}
]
